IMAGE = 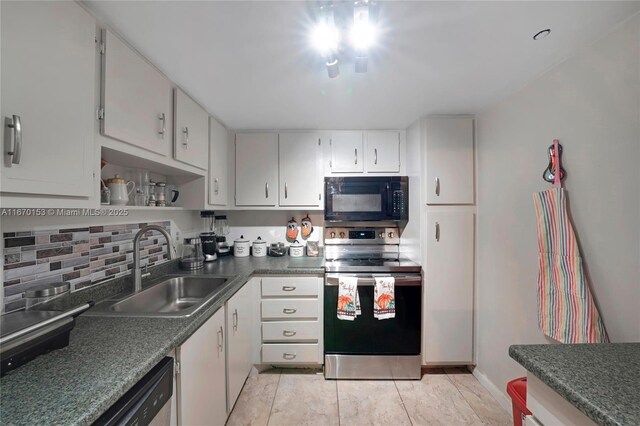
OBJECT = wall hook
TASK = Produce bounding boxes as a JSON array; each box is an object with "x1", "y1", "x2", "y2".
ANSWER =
[{"x1": 543, "y1": 139, "x2": 566, "y2": 185}]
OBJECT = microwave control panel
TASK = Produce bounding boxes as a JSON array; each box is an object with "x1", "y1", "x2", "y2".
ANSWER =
[{"x1": 392, "y1": 190, "x2": 406, "y2": 215}]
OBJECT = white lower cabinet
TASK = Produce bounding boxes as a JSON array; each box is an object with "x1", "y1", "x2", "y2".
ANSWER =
[
  {"x1": 260, "y1": 276, "x2": 323, "y2": 365},
  {"x1": 424, "y1": 210, "x2": 474, "y2": 364},
  {"x1": 225, "y1": 283, "x2": 253, "y2": 413},
  {"x1": 176, "y1": 306, "x2": 226, "y2": 425}
]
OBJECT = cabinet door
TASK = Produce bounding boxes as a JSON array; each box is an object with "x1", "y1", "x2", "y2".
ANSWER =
[
  {"x1": 0, "y1": 1, "x2": 95, "y2": 197},
  {"x1": 178, "y1": 307, "x2": 227, "y2": 425},
  {"x1": 209, "y1": 116, "x2": 228, "y2": 206},
  {"x1": 226, "y1": 283, "x2": 253, "y2": 413},
  {"x1": 102, "y1": 30, "x2": 172, "y2": 157},
  {"x1": 235, "y1": 133, "x2": 278, "y2": 206},
  {"x1": 366, "y1": 131, "x2": 400, "y2": 173},
  {"x1": 330, "y1": 131, "x2": 363, "y2": 173},
  {"x1": 424, "y1": 210, "x2": 474, "y2": 364},
  {"x1": 174, "y1": 88, "x2": 209, "y2": 169},
  {"x1": 279, "y1": 133, "x2": 322, "y2": 206},
  {"x1": 425, "y1": 118, "x2": 474, "y2": 204}
]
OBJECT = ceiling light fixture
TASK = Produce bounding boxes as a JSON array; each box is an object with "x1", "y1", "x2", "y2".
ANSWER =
[
  {"x1": 309, "y1": 1, "x2": 380, "y2": 78},
  {"x1": 533, "y1": 29, "x2": 551, "y2": 40}
]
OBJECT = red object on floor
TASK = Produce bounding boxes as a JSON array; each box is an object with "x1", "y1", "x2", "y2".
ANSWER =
[{"x1": 507, "y1": 377, "x2": 532, "y2": 426}]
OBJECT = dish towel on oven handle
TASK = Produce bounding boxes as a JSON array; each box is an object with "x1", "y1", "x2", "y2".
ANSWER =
[
  {"x1": 337, "y1": 276, "x2": 360, "y2": 321},
  {"x1": 374, "y1": 276, "x2": 395, "y2": 320}
]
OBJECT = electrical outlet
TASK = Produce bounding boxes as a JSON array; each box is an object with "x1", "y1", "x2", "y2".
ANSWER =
[{"x1": 175, "y1": 231, "x2": 180, "y2": 242}]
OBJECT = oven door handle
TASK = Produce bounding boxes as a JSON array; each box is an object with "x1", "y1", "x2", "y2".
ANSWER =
[{"x1": 324, "y1": 275, "x2": 422, "y2": 286}]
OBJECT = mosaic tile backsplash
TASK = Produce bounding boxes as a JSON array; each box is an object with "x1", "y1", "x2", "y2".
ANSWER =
[{"x1": 3, "y1": 221, "x2": 171, "y2": 313}]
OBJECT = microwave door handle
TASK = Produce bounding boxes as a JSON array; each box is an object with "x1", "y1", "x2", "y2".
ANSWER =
[{"x1": 325, "y1": 276, "x2": 421, "y2": 286}]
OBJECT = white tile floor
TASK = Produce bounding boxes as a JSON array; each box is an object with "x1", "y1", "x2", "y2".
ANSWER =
[{"x1": 226, "y1": 367, "x2": 511, "y2": 426}]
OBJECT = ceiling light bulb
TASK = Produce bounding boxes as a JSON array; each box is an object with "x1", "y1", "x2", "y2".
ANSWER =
[
  {"x1": 350, "y1": 21, "x2": 376, "y2": 50},
  {"x1": 311, "y1": 22, "x2": 340, "y2": 54}
]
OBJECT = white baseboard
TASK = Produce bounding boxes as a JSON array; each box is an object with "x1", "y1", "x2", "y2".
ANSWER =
[{"x1": 471, "y1": 367, "x2": 513, "y2": 417}]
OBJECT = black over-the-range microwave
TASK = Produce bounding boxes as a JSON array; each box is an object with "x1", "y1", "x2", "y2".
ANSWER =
[{"x1": 324, "y1": 176, "x2": 408, "y2": 222}]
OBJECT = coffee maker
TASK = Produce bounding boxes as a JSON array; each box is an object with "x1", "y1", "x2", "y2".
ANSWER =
[{"x1": 200, "y1": 211, "x2": 217, "y2": 262}]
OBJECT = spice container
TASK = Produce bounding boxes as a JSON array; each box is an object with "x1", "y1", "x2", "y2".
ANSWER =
[
  {"x1": 233, "y1": 235, "x2": 250, "y2": 257},
  {"x1": 289, "y1": 240, "x2": 304, "y2": 257},
  {"x1": 252, "y1": 237, "x2": 267, "y2": 257}
]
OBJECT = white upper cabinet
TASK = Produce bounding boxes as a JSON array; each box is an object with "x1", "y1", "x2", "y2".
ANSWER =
[
  {"x1": 425, "y1": 117, "x2": 474, "y2": 204},
  {"x1": 424, "y1": 210, "x2": 474, "y2": 364},
  {"x1": 330, "y1": 131, "x2": 364, "y2": 173},
  {"x1": 173, "y1": 88, "x2": 209, "y2": 170},
  {"x1": 0, "y1": 1, "x2": 95, "y2": 197},
  {"x1": 101, "y1": 30, "x2": 173, "y2": 157},
  {"x1": 366, "y1": 131, "x2": 400, "y2": 173},
  {"x1": 279, "y1": 133, "x2": 322, "y2": 207},
  {"x1": 209, "y1": 116, "x2": 229, "y2": 206},
  {"x1": 235, "y1": 133, "x2": 278, "y2": 206}
]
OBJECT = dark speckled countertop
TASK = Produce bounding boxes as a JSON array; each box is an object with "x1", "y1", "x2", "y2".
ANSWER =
[
  {"x1": 0, "y1": 256, "x2": 324, "y2": 426},
  {"x1": 509, "y1": 343, "x2": 640, "y2": 426}
]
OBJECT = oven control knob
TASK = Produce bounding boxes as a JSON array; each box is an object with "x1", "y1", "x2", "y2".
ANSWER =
[
  {"x1": 378, "y1": 232, "x2": 384, "y2": 239},
  {"x1": 330, "y1": 232, "x2": 336, "y2": 238},
  {"x1": 339, "y1": 232, "x2": 345, "y2": 239},
  {"x1": 388, "y1": 232, "x2": 394, "y2": 238}
]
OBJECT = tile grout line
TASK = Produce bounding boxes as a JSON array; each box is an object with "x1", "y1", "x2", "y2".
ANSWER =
[
  {"x1": 393, "y1": 379, "x2": 414, "y2": 426},
  {"x1": 444, "y1": 371, "x2": 487, "y2": 425},
  {"x1": 266, "y1": 369, "x2": 283, "y2": 426}
]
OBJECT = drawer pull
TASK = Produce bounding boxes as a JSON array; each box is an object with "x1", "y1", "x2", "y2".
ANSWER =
[
  {"x1": 283, "y1": 308, "x2": 297, "y2": 314},
  {"x1": 282, "y1": 286, "x2": 296, "y2": 291},
  {"x1": 283, "y1": 353, "x2": 297, "y2": 360},
  {"x1": 283, "y1": 330, "x2": 297, "y2": 337}
]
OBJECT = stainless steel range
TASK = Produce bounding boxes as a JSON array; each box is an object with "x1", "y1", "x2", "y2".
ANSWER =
[{"x1": 323, "y1": 226, "x2": 422, "y2": 380}]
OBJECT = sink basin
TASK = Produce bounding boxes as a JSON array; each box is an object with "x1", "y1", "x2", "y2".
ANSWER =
[{"x1": 84, "y1": 275, "x2": 232, "y2": 318}]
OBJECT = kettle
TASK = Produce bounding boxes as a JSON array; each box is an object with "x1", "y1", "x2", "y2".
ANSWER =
[{"x1": 106, "y1": 174, "x2": 135, "y2": 206}]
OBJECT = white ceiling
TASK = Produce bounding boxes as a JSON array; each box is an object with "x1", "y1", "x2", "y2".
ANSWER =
[{"x1": 83, "y1": 1, "x2": 639, "y2": 130}]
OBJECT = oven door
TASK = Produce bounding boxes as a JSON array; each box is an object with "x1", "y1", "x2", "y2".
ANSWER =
[
  {"x1": 324, "y1": 177, "x2": 407, "y2": 222},
  {"x1": 324, "y1": 274, "x2": 421, "y2": 355}
]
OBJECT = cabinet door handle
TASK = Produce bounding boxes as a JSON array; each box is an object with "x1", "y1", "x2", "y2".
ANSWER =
[
  {"x1": 282, "y1": 286, "x2": 296, "y2": 292},
  {"x1": 354, "y1": 148, "x2": 358, "y2": 165},
  {"x1": 214, "y1": 178, "x2": 219, "y2": 194},
  {"x1": 283, "y1": 330, "x2": 297, "y2": 337},
  {"x1": 435, "y1": 222, "x2": 440, "y2": 242},
  {"x1": 217, "y1": 326, "x2": 224, "y2": 352},
  {"x1": 285, "y1": 182, "x2": 288, "y2": 199},
  {"x1": 158, "y1": 113, "x2": 166, "y2": 137},
  {"x1": 283, "y1": 308, "x2": 297, "y2": 314},
  {"x1": 182, "y1": 127, "x2": 189, "y2": 149},
  {"x1": 435, "y1": 177, "x2": 440, "y2": 196},
  {"x1": 233, "y1": 309, "x2": 238, "y2": 330},
  {"x1": 319, "y1": 193, "x2": 321, "y2": 201},
  {"x1": 265, "y1": 182, "x2": 269, "y2": 199},
  {"x1": 6, "y1": 115, "x2": 22, "y2": 164},
  {"x1": 282, "y1": 353, "x2": 297, "y2": 360},
  {"x1": 374, "y1": 148, "x2": 378, "y2": 165}
]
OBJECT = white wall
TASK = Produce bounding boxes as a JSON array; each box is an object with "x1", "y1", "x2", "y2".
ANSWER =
[{"x1": 475, "y1": 13, "x2": 640, "y2": 407}]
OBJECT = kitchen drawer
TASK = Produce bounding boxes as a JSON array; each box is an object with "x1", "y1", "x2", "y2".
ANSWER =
[
  {"x1": 262, "y1": 343, "x2": 320, "y2": 364},
  {"x1": 262, "y1": 321, "x2": 320, "y2": 342},
  {"x1": 261, "y1": 299, "x2": 318, "y2": 320},
  {"x1": 261, "y1": 277, "x2": 319, "y2": 297}
]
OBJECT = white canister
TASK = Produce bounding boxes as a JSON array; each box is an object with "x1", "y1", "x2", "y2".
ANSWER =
[
  {"x1": 233, "y1": 235, "x2": 250, "y2": 257},
  {"x1": 252, "y1": 237, "x2": 267, "y2": 257},
  {"x1": 289, "y1": 240, "x2": 304, "y2": 257}
]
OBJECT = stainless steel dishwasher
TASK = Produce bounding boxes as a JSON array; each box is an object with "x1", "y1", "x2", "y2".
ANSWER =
[{"x1": 93, "y1": 357, "x2": 174, "y2": 426}]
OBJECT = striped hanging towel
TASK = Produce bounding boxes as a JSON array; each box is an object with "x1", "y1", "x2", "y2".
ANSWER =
[{"x1": 533, "y1": 144, "x2": 608, "y2": 343}]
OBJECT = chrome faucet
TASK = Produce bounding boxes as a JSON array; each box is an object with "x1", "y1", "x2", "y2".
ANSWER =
[{"x1": 132, "y1": 225, "x2": 175, "y2": 292}]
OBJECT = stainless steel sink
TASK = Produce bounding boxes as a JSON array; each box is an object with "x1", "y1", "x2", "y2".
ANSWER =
[{"x1": 84, "y1": 275, "x2": 232, "y2": 318}]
